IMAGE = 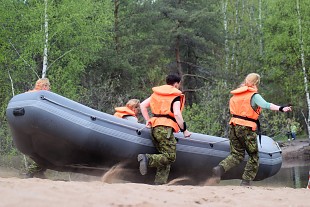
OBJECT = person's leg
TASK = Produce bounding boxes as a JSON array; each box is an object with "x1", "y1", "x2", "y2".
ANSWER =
[
  {"x1": 287, "y1": 131, "x2": 291, "y2": 141},
  {"x1": 291, "y1": 132, "x2": 296, "y2": 140},
  {"x1": 213, "y1": 125, "x2": 246, "y2": 183},
  {"x1": 138, "y1": 127, "x2": 161, "y2": 175},
  {"x1": 147, "y1": 126, "x2": 177, "y2": 184},
  {"x1": 154, "y1": 165, "x2": 171, "y2": 185},
  {"x1": 219, "y1": 125, "x2": 246, "y2": 172},
  {"x1": 242, "y1": 128, "x2": 259, "y2": 185}
]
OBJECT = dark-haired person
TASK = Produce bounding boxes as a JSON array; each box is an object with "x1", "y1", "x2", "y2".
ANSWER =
[
  {"x1": 138, "y1": 73, "x2": 191, "y2": 185},
  {"x1": 212, "y1": 73, "x2": 292, "y2": 186}
]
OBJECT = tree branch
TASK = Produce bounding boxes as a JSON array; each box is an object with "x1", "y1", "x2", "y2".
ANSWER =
[
  {"x1": 48, "y1": 49, "x2": 73, "y2": 70},
  {"x1": 9, "y1": 40, "x2": 39, "y2": 79}
]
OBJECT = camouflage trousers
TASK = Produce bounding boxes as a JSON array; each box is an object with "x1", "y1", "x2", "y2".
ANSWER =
[
  {"x1": 219, "y1": 125, "x2": 259, "y2": 181},
  {"x1": 146, "y1": 126, "x2": 177, "y2": 184}
]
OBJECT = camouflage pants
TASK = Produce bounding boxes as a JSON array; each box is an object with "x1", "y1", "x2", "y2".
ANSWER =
[
  {"x1": 146, "y1": 126, "x2": 177, "y2": 184},
  {"x1": 219, "y1": 125, "x2": 259, "y2": 181}
]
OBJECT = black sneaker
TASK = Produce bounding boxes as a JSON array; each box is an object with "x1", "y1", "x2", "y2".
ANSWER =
[
  {"x1": 137, "y1": 154, "x2": 148, "y2": 175},
  {"x1": 240, "y1": 179, "x2": 251, "y2": 186}
]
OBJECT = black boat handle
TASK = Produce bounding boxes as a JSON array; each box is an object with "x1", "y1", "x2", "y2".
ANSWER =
[{"x1": 13, "y1": 108, "x2": 25, "y2": 116}]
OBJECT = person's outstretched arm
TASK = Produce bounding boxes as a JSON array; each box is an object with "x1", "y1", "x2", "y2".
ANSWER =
[
  {"x1": 269, "y1": 103, "x2": 292, "y2": 112},
  {"x1": 253, "y1": 94, "x2": 292, "y2": 112}
]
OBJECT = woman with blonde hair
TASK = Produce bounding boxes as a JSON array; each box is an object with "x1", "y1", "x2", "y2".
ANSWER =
[
  {"x1": 212, "y1": 73, "x2": 292, "y2": 186},
  {"x1": 114, "y1": 99, "x2": 140, "y2": 122},
  {"x1": 24, "y1": 78, "x2": 51, "y2": 178},
  {"x1": 28, "y1": 78, "x2": 50, "y2": 92}
]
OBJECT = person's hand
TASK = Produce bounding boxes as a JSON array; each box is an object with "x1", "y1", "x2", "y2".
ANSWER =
[
  {"x1": 183, "y1": 130, "x2": 192, "y2": 138},
  {"x1": 145, "y1": 120, "x2": 151, "y2": 128},
  {"x1": 283, "y1": 106, "x2": 292, "y2": 112}
]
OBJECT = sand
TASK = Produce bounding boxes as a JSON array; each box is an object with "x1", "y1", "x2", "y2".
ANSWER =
[
  {"x1": 0, "y1": 139, "x2": 309, "y2": 207},
  {"x1": 0, "y1": 176, "x2": 309, "y2": 207}
]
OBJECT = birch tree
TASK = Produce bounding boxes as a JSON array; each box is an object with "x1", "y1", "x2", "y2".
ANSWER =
[
  {"x1": 222, "y1": 0, "x2": 229, "y2": 71},
  {"x1": 42, "y1": 0, "x2": 48, "y2": 78},
  {"x1": 296, "y1": 0, "x2": 310, "y2": 141}
]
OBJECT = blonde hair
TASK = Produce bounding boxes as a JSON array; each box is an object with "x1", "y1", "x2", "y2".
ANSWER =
[
  {"x1": 126, "y1": 99, "x2": 140, "y2": 111},
  {"x1": 244, "y1": 73, "x2": 260, "y2": 87},
  {"x1": 34, "y1": 78, "x2": 50, "y2": 90}
]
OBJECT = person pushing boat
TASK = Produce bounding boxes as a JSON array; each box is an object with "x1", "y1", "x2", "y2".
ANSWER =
[
  {"x1": 138, "y1": 73, "x2": 191, "y2": 185},
  {"x1": 212, "y1": 73, "x2": 292, "y2": 186},
  {"x1": 24, "y1": 78, "x2": 51, "y2": 179}
]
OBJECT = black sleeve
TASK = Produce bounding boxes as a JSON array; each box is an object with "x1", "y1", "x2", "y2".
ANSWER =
[{"x1": 170, "y1": 96, "x2": 181, "y2": 113}]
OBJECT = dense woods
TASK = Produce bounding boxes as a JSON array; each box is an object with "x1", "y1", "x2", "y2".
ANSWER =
[{"x1": 1, "y1": 0, "x2": 310, "y2": 155}]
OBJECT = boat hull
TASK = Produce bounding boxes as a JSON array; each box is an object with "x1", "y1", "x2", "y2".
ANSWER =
[{"x1": 6, "y1": 91, "x2": 282, "y2": 184}]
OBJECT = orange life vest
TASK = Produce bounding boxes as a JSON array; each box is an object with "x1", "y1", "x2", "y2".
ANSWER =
[
  {"x1": 149, "y1": 85, "x2": 185, "y2": 132},
  {"x1": 229, "y1": 86, "x2": 262, "y2": 131},
  {"x1": 114, "y1": 107, "x2": 136, "y2": 118}
]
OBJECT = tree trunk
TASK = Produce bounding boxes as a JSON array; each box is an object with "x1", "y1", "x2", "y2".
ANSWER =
[
  {"x1": 296, "y1": 0, "x2": 310, "y2": 141},
  {"x1": 222, "y1": 0, "x2": 229, "y2": 71},
  {"x1": 258, "y1": 0, "x2": 263, "y2": 57},
  {"x1": 42, "y1": 0, "x2": 48, "y2": 78},
  {"x1": 175, "y1": 34, "x2": 182, "y2": 75},
  {"x1": 231, "y1": 0, "x2": 240, "y2": 74},
  {"x1": 114, "y1": 0, "x2": 120, "y2": 53}
]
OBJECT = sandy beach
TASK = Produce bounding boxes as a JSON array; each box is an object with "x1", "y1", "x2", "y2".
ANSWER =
[
  {"x1": 0, "y1": 176, "x2": 309, "y2": 207},
  {"x1": 0, "y1": 140, "x2": 309, "y2": 207}
]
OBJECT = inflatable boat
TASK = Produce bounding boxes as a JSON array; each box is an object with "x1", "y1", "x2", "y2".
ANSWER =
[{"x1": 6, "y1": 91, "x2": 282, "y2": 184}]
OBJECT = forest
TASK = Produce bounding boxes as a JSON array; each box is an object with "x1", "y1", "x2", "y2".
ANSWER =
[{"x1": 1, "y1": 0, "x2": 310, "y2": 156}]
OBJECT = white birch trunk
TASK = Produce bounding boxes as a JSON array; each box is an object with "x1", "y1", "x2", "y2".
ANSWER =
[
  {"x1": 258, "y1": 0, "x2": 263, "y2": 56},
  {"x1": 231, "y1": 0, "x2": 239, "y2": 74},
  {"x1": 8, "y1": 71, "x2": 15, "y2": 97},
  {"x1": 42, "y1": 0, "x2": 48, "y2": 78},
  {"x1": 222, "y1": 0, "x2": 229, "y2": 71},
  {"x1": 296, "y1": 0, "x2": 310, "y2": 141}
]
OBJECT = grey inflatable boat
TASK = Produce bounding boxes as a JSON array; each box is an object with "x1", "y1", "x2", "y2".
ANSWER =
[{"x1": 6, "y1": 91, "x2": 282, "y2": 184}]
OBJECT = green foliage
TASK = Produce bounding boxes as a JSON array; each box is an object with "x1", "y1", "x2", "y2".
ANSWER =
[
  {"x1": 260, "y1": 110, "x2": 289, "y2": 137},
  {"x1": 0, "y1": 123, "x2": 18, "y2": 156},
  {"x1": 0, "y1": 0, "x2": 310, "y2": 158},
  {"x1": 183, "y1": 103, "x2": 222, "y2": 136},
  {"x1": 183, "y1": 80, "x2": 230, "y2": 137}
]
